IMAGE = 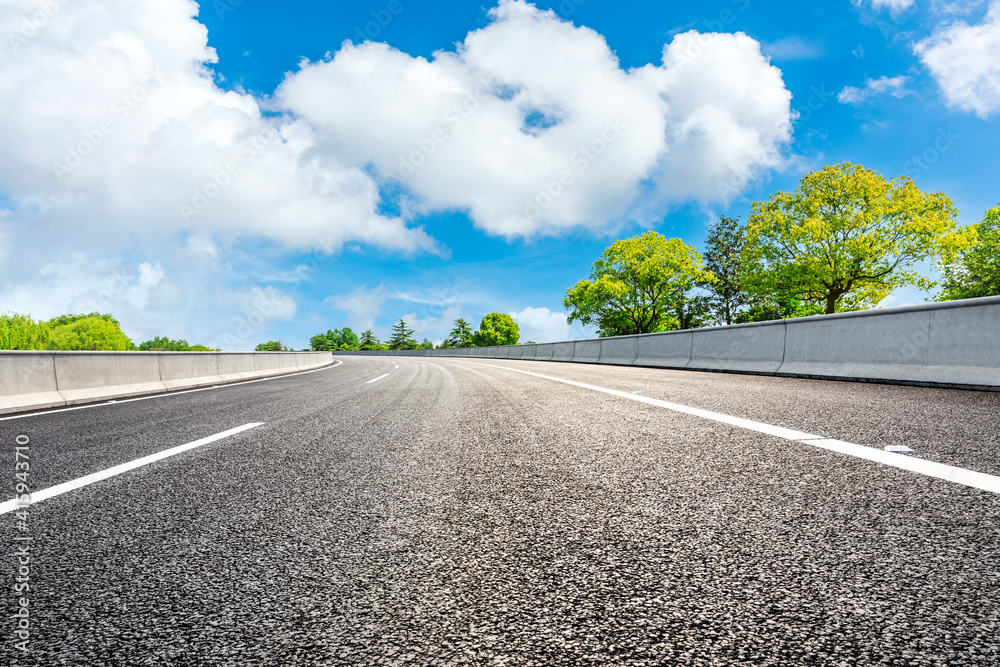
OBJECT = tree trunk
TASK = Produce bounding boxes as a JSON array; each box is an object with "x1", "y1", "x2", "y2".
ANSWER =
[{"x1": 825, "y1": 292, "x2": 839, "y2": 314}]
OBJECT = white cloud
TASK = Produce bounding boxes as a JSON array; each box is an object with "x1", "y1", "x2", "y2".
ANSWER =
[
  {"x1": 277, "y1": 0, "x2": 794, "y2": 236},
  {"x1": 838, "y1": 75, "x2": 913, "y2": 104},
  {"x1": 762, "y1": 37, "x2": 826, "y2": 61},
  {"x1": 509, "y1": 306, "x2": 572, "y2": 343},
  {"x1": 856, "y1": 0, "x2": 916, "y2": 14},
  {"x1": 325, "y1": 284, "x2": 386, "y2": 332},
  {"x1": 915, "y1": 2, "x2": 1000, "y2": 118}
]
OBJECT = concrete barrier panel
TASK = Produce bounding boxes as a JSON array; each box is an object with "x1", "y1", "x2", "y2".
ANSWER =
[
  {"x1": 553, "y1": 342, "x2": 575, "y2": 362},
  {"x1": 599, "y1": 336, "x2": 637, "y2": 366},
  {"x1": 497, "y1": 346, "x2": 512, "y2": 359},
  {"x1": 535, "y1": 343, "x2": 555, "y2": 361},
  {"x1": 217, "y1": 353, "x2": 259, "y2": 382},
  {"x1": 55, "y1": 352, "x2": 166, "y2": 405},
  {"x1": 486, "y1": 346, "x2": 499, "y2": 358},
  {"x1": 635, "y1": 331, "x2": 692, "y2": 368},
  {"x1": 524, "y1": 344, "x2": 540, "y2": 360},
  {"x1": 915, "y1": 300, "x2": 1000, "y2": 387},
  {"x1": 158, "y1": 353, "x2": 224, "y2": 390},
  {"x1": 690, "y1": 323, "x2": 786, "y2": 374},
  {"x1": 253, "y1": 353, "x2": 287, "y2": 377},
  {"x1": 508, "y1": 345, "x2": 525, "y2": 359},
  {"x1": 0, "y1": 352, "x2": 65, "y2": 414},
  {"x1": 574, "y1": 339, "x2": 602, "y2": 364},
  {"x1": 779, "y1": 310, "x2": 930, "y2": 383}
]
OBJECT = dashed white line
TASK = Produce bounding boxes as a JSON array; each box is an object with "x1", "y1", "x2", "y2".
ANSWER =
[
  {"x1": 367, "y1": 374, "x2": 390, "y2": 384},
  {"x1": 461, "y1": 361, "x2": 1000, "y2": 495},
  {"x1": 0, "y1": 423, "x2": 265, "y2": 515}
]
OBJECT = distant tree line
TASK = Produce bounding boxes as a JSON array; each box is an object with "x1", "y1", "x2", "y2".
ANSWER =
[{"x1": 308, "y1": 313, "x2": 521, "y2": 352}]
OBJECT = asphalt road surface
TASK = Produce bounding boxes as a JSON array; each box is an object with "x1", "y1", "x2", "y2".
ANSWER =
[{"x1": 2, "y1": 356, "x2": 999, "y2": 666}]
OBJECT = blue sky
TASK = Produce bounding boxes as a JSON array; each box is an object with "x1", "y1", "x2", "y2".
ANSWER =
[{"x1": 1, "y1": 0, "x2": 998, "y2": 348}]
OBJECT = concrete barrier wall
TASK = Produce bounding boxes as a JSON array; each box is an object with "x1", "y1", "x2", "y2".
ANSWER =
[
  {"x1": 1, "y1": 351, "x2": 333, "y2": 415},
  {"x1": 332, "y1": 296, "x2": 1000, "y2": 390}
]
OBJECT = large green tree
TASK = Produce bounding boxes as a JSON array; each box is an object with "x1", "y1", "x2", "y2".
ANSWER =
[
  {"x1": 47, "y1": 317, "x2": 133, "y2": 351},
  {"x1": 700, "y1": 216, "x2": 749, "y2": 325},
  {"x1": 564, "y1": 231, "x2": 713, "y2": 336},
  {"x1": 358, "y1": 329, "x2": 381, "y2": 351},
  {"x1": 255, "y1": 341, "x2": 288, "y2": 351},
  {"x1": 937, "y1": 205, "x2": 1000, "y2": 301},
  {"x1": 473, "y1": 313, "x2": 520, "y2": 346},
  {"x1": 743, "y1": 162, "x2": 961, "y2": 315},
  {"x1": 447, "y1": 318, "x2": 475, "y2": 348},
  {"x1": 388, "y1": 319, "x2": 418, "y2": 350}
]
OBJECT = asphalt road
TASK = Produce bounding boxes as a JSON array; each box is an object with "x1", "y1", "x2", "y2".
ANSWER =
[{"x1": 2, "y1": 356, "x2": 999, "y2": 666}]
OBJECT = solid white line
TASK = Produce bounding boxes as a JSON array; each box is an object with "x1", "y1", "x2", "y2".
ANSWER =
[
  {"x1": 0, "y1": 360, "x2": 342, "y2": 422},
  {"x1": 395, "y1": 365, "x2": 399, "y2": 369},
  {"x1": 367, "y1": 374, "x2": 390, "y2": 384},
  {"x1": 0, "y1": 423, "x2": 265, "y2": 515},
  {"x1": 459, "y1": 361, "x2": 1000, "y2": 495}
]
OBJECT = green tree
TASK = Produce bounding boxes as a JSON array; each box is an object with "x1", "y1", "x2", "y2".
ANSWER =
[
  {"x1": 329, "y1": 327, "x2": 360, "y2": 350},
  {"x1": 388, "y1": 319, "x2": 418, "y2": 350},
  {"x1": 473, "y1": 313, "x2": 520, "y2": 346},
  {"x1": 701, "y1": 216, "x2": 748, "y2": 325},
  {"x1": 309, "y1": 333, "x2": 333, "y2": 351},
  {"x1": 447, "y1": 318, "x2": 475, "y2": 348},
  {"x1": 670, "y1": 295, "x2": 713, "y2": 331},
  {"x1": 255, "y1": 341, "x2": 287, "y2": 352},
  {"x1": 937, "y1": 205, "x2": 1000, "y2": 301},
  {"x1": 138, "y1": 336, "x2": 190, "y2": 351},
  {"x1": 48, "y1": 312, "x2": 122, "y2": 328},
  {"x1": 419, "y1": 338, "x2": 435, "y2": 349},
  {"x1": 358, "y1": 329, "x2": 381, "y2": 350},
  {"x1": 564, "y1": 231, "x2": 713, "y2": 337},
  {"x1": 0, "y1": 313, "x2": 49, "y2": 350},
  {"x1": 743, "y1": 162, "x2": 962, "y2": 315},
  {"x1": 47, "y1": 317, "x2": 133, "y2": 351}
]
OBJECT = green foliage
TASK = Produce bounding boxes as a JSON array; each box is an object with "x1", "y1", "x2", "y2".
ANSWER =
[
  {"x1": 137, "y1": 336, "x2": 215, "y2": 351},
  {"x1": 48, "y1": 312, "x2": 121, "y2": 328},
  {"x1": 743, "y1": 162, "x2": 962, "y2": 314},
  {"x1": 670, "y1": 295, "x2": 713, "y2": 331},
  {"x1": 447, "y1": 318, "x2": 475, "y2": 348},
  {"x1": 388, "y1": 319, "x2": 418, "y2": 350},
  {"x1": 564, "y1": 231, "x2": 713, "y2": 336},
  {"x1": 311, "y1": 327, "x2": 361, "y2": 351},
  {"x1": 419, "y1": 338, "x2": 434, "y2": 349},
  {"x1": 701, "y1": 216, "x2": 749, "y2": 325},
  {"x1": 47, "y1": 317, "x2": 133, "y2": 351},
  {"x1": 358, "y1": 329, "x2": 381, "y2": 350},
  {"x1": 734, "y1": 296, "x2": 823, "y2": 324},
  {"x1": 473, "y1": 313, "x2": 520, "y2": 346},
  {"x1": 0, "y1": 313, "x2": 50, "y2": 350},
  {"x1": 937, "y1": 205, "x2": 1000, "y2": 301},
  {"x1": 255, "y1": 341, "x2": 288, "y2": 352}
]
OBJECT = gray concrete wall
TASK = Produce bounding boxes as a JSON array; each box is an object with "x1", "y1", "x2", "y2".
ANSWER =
[
  {"x1": 1, "y1": 351, "x2": 333, "y2": 415},
  {"x1": 333, "y1": 296, "x2": 1000, "y2": 390}
]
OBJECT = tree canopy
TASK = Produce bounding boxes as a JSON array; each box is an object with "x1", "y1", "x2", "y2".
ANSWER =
[
  {"x1": 358, "y1": 329, "x2": 381, "y2": 351},
  {"x1": 473, "y1": 313, "x2": 519, "y2": 346},
  {"x1": 564, "y1": 231, "x2": 712, "y2": 336},
  {"x1": 388, "y1": 319, "x2": 418, "y2": 350},
  {"x1": 447, "y1": 318, "x2": 475, "y2": 348},
  {"x1": 937, "y1": 205, "x2": 1000, "y2": 301},
  {"x1": 743, "y1": 162, "x2": 961, "y2": 314},
  {"x1": 255, "y1": 341, "x2": 288, "y2": 352},
  {"x1": 47, "y1": 316, "x2": 133, "y2": 351},
  {"x1": 700, "y1": 216, "x2": 748, "y2": 325}
]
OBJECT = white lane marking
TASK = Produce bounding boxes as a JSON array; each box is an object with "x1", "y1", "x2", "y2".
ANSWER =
[
  {"x1": 395, "y1": 365, "x2": 400, "y2": 369},
  {"x1": 460, "y1": 361, "x2": 1000, "y2": 495},
  {"x1": 367, "y1": 374, "x2": 390, "y2": 384},
  {"x1": 0, "y1": 360, "x2": 342, "y2": 422},
  {"x1": 0, "y1": 423, "x2": 265, "y2": 515}
]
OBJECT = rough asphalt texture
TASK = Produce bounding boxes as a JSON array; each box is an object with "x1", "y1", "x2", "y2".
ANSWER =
[{"x1": 2, "y1": 357, "x2": 998, "y2": 666}]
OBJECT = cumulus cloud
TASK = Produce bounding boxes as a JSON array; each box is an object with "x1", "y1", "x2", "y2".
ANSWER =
[
  {"x1": 855, "y1": 0, "x2": 916, "y2": 14},
  {"x1": 509, "y1": 306, "x2": 573, "y2": 343},
  {"x1": 838, "y1": 75, "x2": 913, "y2": 104},
  {"x1": 915, "y1": 2, "x2": 1000, "y2": 118},
  {"x1": 277, "y1": 0, "x2": 794, "y2": 236}
]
